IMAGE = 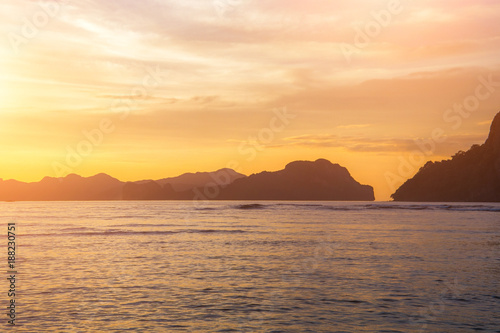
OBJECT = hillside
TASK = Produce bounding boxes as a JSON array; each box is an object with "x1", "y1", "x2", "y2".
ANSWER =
[{"x1": 392, "y1": 112, "x2": 500, "y2": 202}]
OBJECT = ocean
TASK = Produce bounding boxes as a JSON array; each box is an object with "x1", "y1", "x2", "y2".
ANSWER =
[{"x1": 1, "y1": 201, "x2": 499, "y2": 332}]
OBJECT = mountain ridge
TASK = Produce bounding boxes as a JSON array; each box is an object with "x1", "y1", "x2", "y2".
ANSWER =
[{"x1": 0, "y1": 160, "x2": 374, "y2": 201}]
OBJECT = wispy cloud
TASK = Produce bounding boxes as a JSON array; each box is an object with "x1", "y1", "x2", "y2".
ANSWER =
[
  {"x1": 337, "y1": 124, "x2": 372, "y2": 130},
  {"x1": 276, "y1": 133, "x2": 487, "y2": 155}
]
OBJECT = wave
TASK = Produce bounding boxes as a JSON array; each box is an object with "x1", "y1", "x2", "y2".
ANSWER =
[
  {"x1": 21, "y1": 229, "x2": 248, "y2": 238},
  {"x1": 233, "y1": 203, "x2": 267, "y2": 210},
  {"x1": 222, "y1": 202, "x2": 500, "y2": 213},
  {"x1": 361, "y1": 204, "x2": 500, "y2": 212}
]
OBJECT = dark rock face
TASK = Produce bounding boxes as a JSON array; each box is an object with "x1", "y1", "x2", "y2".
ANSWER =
[
  {"x1": 485, "y1": 111, "x2": 500, "y2": 153},
  {"x1": 392, "y1": 112, "x2": 500, "y2": 202},
  {"x1": 217, "y1": 159, "x2": 374, "y2": 201}
]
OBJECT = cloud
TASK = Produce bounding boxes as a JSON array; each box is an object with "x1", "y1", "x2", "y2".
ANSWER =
[
  {"x1": 337, "y1": 124, "x2": 372, "y2": 130},
  {"x1": 276, "y1": 134, "x2": 412, "y2": 151},
  {"x1": 270, "y1": 67, "x2": 500, "y2": 129},
  {"x1": 275, "y1": 133, "x2": 488, "y2": 156}
]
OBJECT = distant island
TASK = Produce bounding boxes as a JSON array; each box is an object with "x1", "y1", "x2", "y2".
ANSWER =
[
  {"x1": 392, "y1": 111, "x2": 500, "y2": 202},
  {"x1": 0, "y1": 159, "x2": 374, "y2": 201}
]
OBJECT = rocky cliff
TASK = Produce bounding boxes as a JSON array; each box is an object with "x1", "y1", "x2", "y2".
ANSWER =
[{"x1": 392, "y1": 112, "x2": 500, "y2": 202}]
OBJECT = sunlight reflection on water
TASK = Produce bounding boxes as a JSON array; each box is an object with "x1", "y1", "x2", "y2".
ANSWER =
[{"x1": 2, "y1": 201, "x2": 499, "y2": 332}]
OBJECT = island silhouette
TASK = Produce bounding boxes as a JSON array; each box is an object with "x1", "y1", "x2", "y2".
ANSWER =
[
  {"x1": 0, "y1": 159, "x2": 374, "y2": 201},
  {"x1": 392, "y1": 111, "x2": 500, "y2": 202}
]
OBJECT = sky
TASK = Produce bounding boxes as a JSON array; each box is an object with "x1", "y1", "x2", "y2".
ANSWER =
[{"x1": 1, "y1": 0, "x2": 500, "y2": 200}]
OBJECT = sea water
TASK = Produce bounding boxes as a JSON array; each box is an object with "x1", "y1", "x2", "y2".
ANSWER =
[{"x1": 1, "y1": 201, "x2": 499, "y2": 332}]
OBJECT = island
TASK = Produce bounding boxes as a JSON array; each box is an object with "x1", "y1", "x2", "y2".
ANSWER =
[
  {"x1": 0, "y1": 159, "x2": 374, "y2": 201},
  {"x1": 392, "y1": 111, "x2": 500, "y2": 202}
]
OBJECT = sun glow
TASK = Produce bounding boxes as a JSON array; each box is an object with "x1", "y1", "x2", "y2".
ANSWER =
[
  {"x1": 0, "y1": 55, "x2": 14, "y2": 111},
  {"x1": 0, "y1": 77, "x2": 8, "y2": 110},
  {"x1": 0, "y1": 0, "x2": 499, "y2": 200}
]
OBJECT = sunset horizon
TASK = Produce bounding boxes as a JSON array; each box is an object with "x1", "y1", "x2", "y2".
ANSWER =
[
  {"x1": 2, "y1": 1, "x2": 500, "y2": 331},
  {"x1": 1, "y1": 0, "x2": 500, "y2": 200}
]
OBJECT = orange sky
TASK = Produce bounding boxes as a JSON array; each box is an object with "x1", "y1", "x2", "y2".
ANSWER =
[{"x1": 1, "y1": 0, "x2": 500, "y2": 200}]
